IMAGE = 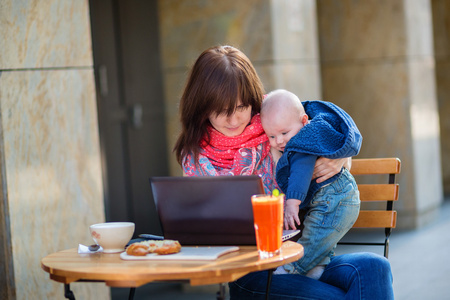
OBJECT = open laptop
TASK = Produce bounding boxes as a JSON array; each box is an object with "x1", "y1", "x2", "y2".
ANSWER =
[{"x1": 149, "y1": 175, "x2": 300, "y2": 245}]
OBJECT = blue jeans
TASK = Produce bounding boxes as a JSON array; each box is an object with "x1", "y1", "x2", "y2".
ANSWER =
[
  {"x1": 229, "y1": 252, "x2": 394, "y2": 299},
  {"x1": 285, "y1": 168, "x2": 360, "y2": 274}
]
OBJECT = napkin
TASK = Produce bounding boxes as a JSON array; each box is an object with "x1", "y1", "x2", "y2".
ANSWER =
[{"x1": 78, "y1": 244, "x2": 103, "y2": 253}]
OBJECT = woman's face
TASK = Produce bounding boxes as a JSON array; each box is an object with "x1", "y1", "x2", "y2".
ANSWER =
[{"x1": 208, "y1": 101, "x2": 252, "y2": 137}]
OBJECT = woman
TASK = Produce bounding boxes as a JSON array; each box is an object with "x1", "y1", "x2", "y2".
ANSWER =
[{"x1": 174, "y1": 45, "x2": 394, "y2": 299}]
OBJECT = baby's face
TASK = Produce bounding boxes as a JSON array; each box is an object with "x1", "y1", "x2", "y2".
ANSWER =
[{"x1": 262, "y1": 111, "x2": 305, "y2": 152}]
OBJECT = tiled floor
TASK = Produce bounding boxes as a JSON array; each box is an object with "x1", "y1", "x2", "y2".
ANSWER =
[
  {"x1": 112, "y1": 199, "x2": 450, "y2": 300},
  {"x1": 388, "y1": 199, "x2": 450, "y2": 300}
]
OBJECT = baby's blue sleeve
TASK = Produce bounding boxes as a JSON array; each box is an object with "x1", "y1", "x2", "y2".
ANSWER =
[{"x1": 285, "y1": 152, "x2": 317, "y2": 201}]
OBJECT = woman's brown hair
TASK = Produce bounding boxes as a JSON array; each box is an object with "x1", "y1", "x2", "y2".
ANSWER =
[{"x1": 173, "y1": 45, "x2": 265, "y2": 165}]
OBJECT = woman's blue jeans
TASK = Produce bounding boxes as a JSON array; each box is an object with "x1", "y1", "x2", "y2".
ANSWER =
[{"x1": 228, "y1": 252, "x2": 394, "y2": 299}]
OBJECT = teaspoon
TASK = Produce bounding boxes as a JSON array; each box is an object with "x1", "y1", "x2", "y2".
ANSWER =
[{"x1": 88, "y1": 244, "x2": 100, "y2": 251}]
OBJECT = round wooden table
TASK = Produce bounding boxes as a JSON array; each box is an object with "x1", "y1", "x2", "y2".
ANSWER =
[{"x1": 41, "y1": 241, "x2": 303, "y2": 299}]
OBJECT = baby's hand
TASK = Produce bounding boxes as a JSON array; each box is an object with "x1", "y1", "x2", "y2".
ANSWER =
[{"x1": 284, "y1": 199, "x2": 301, "y2": 230}]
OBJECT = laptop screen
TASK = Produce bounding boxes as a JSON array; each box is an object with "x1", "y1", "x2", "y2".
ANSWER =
[{"x1": 150, "y1": 175, "x2": 264, "y2": 245}]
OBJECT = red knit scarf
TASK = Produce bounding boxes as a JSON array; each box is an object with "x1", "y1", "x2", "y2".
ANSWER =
[{"x1": 200, "y1": 114, "x2": 270, "y2": 170}]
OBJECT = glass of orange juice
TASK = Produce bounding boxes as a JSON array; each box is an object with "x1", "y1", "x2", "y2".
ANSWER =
[{"x1": 251, "y1": 193, "x2": 284, "y2": 259}]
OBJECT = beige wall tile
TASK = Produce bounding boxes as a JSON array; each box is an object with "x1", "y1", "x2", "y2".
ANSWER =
[
  {"x1": 158, "y1": 0, "x2": 272, "y2": 69},
  {"x1": 257, "y1": 62, "x2": 322, "y2": 99},
  {"x1": 317, "y1": 0, "x2": 407, "y2": 61},
  {"x1": 271, "y1": 0, "x2": 319, "y2": 60},
  {"x1": 0, "y1": 69, "x2": 108, "y2": 299},
  {"x1": 268, "y1": 0, "x2": 322, "y2": 97},
  {"x1": 432, "y1": 0, "x2": 450, "y2": 196},
  {"x1": 436, "y1": 60, "x2": 450, "y2": 195},
  {"x1": 407, "y1": 57, "x2": 443, "y2": 213},
  {"x1": 0, "y1": 0, "x2": 92, "y2": 68},
  {"x1": 432, "y1": 0, "x2": 450, "y2": 57},
  {"x1": 405, "y1": 0, "x2": 435, "y2": 56}
]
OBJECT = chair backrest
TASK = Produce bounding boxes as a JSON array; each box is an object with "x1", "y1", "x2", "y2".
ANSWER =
[{"x1": 338, "y1": 157, "x2": 401, "y2": 258}]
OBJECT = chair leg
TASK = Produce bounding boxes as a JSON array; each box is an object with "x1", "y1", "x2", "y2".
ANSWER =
[
  {"x1": 216, "y1": 283, "x2": 226, "y2": 300},
  {"x1": 128, "y1": 288, "x2": 136, "y2": 300},
  {"x1": 384, "y1": 238, "x2": 390, "y2": 259},
  {"x1": 64, "y1": 284, "x2": 76, "y2": 300},
  {"x1": 265, "y1": 269, "x2": 275, "y2": 300},
  {"x1": 384, "y1": 228, "x2": 392, "y2": 258}
]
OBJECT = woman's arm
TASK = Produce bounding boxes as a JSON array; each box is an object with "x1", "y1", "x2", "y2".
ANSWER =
[{"x1": 312, "y1": 157, "x2": 351, "y2": 183}]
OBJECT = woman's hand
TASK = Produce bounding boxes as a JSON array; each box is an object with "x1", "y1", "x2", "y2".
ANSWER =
[
  {"x1": 284, "y1": 199, "x2": 301, "y2": 230},
  {"x1": 312, "y1": 157, "x2": 351, "y2": 183}
]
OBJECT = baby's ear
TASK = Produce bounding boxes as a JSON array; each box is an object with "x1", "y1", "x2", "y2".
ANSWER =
[{"x1": 301, "y1": 114, "x2": 309, "y2": 125}]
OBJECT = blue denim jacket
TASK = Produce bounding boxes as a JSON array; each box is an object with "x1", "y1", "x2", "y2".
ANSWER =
[{"x1": 276, "y1": 100, "x2": 362, "y2": 209}]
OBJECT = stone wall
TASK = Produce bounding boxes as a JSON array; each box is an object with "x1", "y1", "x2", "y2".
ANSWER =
[
  {"x1": 317, "y1": 0, "x2": 443, "y2": 228},
  {"x1": 0, "y1": 0, "x2": 108, "y2": 298},
  {"x1": 432, "y1": 0, "x2": 450, "y2": 197}
]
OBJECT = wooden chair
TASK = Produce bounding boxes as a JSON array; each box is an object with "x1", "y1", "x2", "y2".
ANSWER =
[{"x1": 338, "y1": 158, "x2": 401, "y2": 258}]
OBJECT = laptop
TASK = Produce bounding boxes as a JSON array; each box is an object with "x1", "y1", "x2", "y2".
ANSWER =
[{"x1": 149, "y1": 175, "x2": 300, "y2": 245}]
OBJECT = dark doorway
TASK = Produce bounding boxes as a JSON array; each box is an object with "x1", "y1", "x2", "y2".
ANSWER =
[{"x1": 89, "y1": 0, "x2": 167, "y2": 237}]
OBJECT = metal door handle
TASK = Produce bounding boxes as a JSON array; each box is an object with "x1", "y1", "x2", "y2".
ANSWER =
[{"x1": 130, "y1": 103, "x2": 143, "y2": 129}]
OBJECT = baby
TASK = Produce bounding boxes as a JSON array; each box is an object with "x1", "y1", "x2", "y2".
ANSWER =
[{"x1": 261, "y1": 89, "x2": 361, "y2": 279}]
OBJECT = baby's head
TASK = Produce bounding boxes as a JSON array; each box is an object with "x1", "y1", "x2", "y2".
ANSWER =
[{"x1": 261, "y1": 89, "x2": 308, "y2": 152}]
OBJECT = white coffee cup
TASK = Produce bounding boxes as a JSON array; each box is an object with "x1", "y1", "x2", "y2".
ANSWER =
[{"x1": 89, "y1": 222, "x2": 135, "y2": 253}]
